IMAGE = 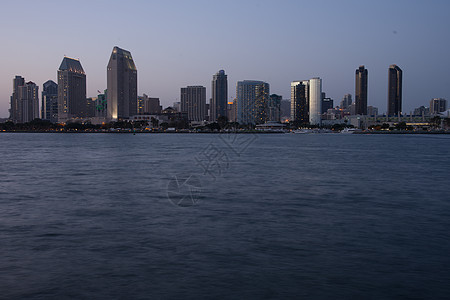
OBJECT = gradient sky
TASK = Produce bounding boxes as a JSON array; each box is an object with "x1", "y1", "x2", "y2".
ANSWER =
[{"x1": 1, "y1": 0, "x2": 449, "y2": 118}]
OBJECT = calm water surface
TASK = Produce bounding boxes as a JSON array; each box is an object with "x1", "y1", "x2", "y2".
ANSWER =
[{"x1": 0, "y1": 133, "x2": 449, "y2": 299}]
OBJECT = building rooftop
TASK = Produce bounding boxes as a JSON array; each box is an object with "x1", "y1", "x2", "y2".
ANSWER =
[{"x1": 59, "y1": 57, "x2": 85, "y2": 74}]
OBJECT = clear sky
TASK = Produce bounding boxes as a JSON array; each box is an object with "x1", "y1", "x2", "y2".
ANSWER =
[{"x1": 1, "y1": 0, "x2": 449, "y2": 117}]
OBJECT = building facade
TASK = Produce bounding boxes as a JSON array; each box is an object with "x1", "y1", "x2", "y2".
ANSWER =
[
  {"x1": 57, "y1": 57, "x2": 87, "y2": 122},
  {"x1": 138, "y1": 94, "x2": 162, "y2": 114},
  {"x1": 267, "y1": 94, "x2": 282, "y2": 122},
  {"x1": 17, "y1": 81, "x2": 39, "y2": 123},
  {"x1": 355, "y1": 65, "x2": 368, "y2": 115},
  {"x1": 429, "y1": 98, "x2": 447, "y2": 115},
  {"x1": 309, "y1": 78, "x2": 322, "y2": 125},
  {"x1": 236, "y1": 80, "x2": 269, "y2": 125},
  {"x1": 42, "y1": 80, "x2": 58, "y2": 123},
  {"x1": 181, "y1": 86, "x2": 206, "y2": 122},
  {"x1": 387, "y1": 64, "x2": 402, "y2": 116},
  {"x1": 10, "y1": 75, "x2": 25, "y2": 122},
  {"x1": 290, "y1": 80, "x2": 309, "y2": 126},
  {"x1": 322, "y1": 97, "x2": 334, "y2": 114},
  {"x1": 211, "y1": 70, "x2": 228, "y2": 122},
  {"x1": 107, "y1": 46, "x2": 138, "y2": 120},
  {"x1": 340, "y1": 94, "x2": 352, "y2": 109}
]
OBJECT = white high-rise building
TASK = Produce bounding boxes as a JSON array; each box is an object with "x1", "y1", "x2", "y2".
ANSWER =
[{"x1": 309, "y1": 77, "x2": 322, "y2": 125}]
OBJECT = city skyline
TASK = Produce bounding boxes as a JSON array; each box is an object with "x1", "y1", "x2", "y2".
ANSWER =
[{"x1": 1, "y1": 0, "x2": 450, "y2": 118}]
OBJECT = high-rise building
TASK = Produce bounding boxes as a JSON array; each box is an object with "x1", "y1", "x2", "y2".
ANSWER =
[
  {"x1": 355, "y1": 65, "x2": 368, "y2": 115},
  {"x1": 181, "y1": 86, "x2": 206, "y2": 122},
  {"x1": 57, "y1": 56, "x2": 86, "y2": 122},
  {"x1": 211, "y1": 70, "x2": 228, "y2": 122},
  {"x1": 280, "y1": 99, "x2": 291, "y2": 121},
  {"x1": 138, "y1": 94, "x2": 162, "y2": 114},
  {"x1": 429, "y1": 98, "x2": 447, "y2": 115},
  {"x1": 227, "y1": 99, "x2": 237, "y2": 123},
  {"x1": 309, "y1": 77, "x2": 322, "y2": 125},
  {"x1": 340, "y1": 94, "x2": 352, "y2": 109},
  {"x1": 42, "y1": 80, "x2": 58, "y2": 123},
  {"x1": 268, "y1": 94, "x2": 282, "y2": 122},
  {"x1": 321, "y1": 97, "x2": 334, "y2": 114},
  {"x1": 290, "y1": 80, "x2": 309, "y2": 126},
  {"x1": 387, "y1": 64, "x2": 402, "y2": 116},
  {"x1": 107, "y1": 46, "x2": 137, "y2": 120},
  {"x1": 367, "y1": 106, "x2": 379, "y2": 116},
  {"x1": 17, "y1": 81, "x2": 39, "y2": 123},
  {"x1": 236, "y1": 80, "x2": 269, "y2": 125},
  {"x1": 10, "y1": 75, "x2": 25, "y2": 122},
  {"x1": 254, "y1": 83, "x2": 270, "y2": 125},
  {"x1": 95, "y1": 91, "x2": 107, "y2": 118}
]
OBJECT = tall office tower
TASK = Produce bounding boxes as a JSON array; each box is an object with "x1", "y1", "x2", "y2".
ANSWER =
[
  {"x1": 180, "y1": 86, "x2": 206, "y2": 122},
  {"x1": 355, "y1": 65, "x2": 368, "y2": 115},
  {"x1": 107, "y1": 46, "x2": 137, "y2": 120},
  {"x1": 309, "y1": 77, "x2": 322, "y2": 125},
  {"x1": 290, "y1": 80, "x2": 309, "y2": 126},
  {"x1": 429, "y1": 98, "x2": 447, "y2": 115},
  {"x1": 268, "y1": 94, "x2": 282, "y2": 122},
  {"x1": 387, "y1": 64, "x2": 402, "y2": 116},
  {"x1": 211, "y1": 70, "x2": 228, "y2": 122},
  {"x1": 236, "y1": 80, "x2": 269, "y2": 125},
  {"x1": 10, "y1": 75, "x2": 25, "y2": 122},
  {"x1": 17, "y1": 81, "x2": 39, "y2": 123},
  {"x1": 227, "y1": 99, "x2": 237, "y2": 122},
  {"x1": 280, "y1": 99, "x2": 291, "y2": 120},
  {"x1": 254, "y1": 83, "x2": 270, "y2": 124},
  {"x1": 321, "y1": 97, "x2": 333, "y2": 114},
  {"x1": 340, "y1": 94, "x2": 352, "y2": 109},
  {"x1": 57, "y1": 56, "x2": 86, "y2": 122},
  {"x1": 41, "y1": 80, "x2": 58, "y2": 123},
  {"x1": 95, "y1": 91, "x2": 107, "y2": 118}
]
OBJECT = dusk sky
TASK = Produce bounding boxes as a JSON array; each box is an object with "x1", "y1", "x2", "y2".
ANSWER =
[{"x1": 1, "y1": 0, "x2": 449, "y2": 118}]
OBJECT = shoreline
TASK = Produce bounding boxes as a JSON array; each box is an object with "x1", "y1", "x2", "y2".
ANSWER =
[{"x1": 1, "y1": 130, "x2": 449, "y2": 134}]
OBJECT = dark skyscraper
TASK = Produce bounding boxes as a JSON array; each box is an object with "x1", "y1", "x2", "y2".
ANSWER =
[
  {"x1": 42, "y1": 80, "x2": 58, "y2": 123},
  {"x1": 355, "y1": 65, "x2": 368, "y2": 115},
  {"x1": 10, "y1": 75, "x2": 25, "y2": 122},
  {"x1": 268, "y1": 94, "x2": 282, "y2": 122},
  {"x1": 57, "y1": 57, "x2": 86, "y2": 122},
  {"x1": 181, "y1": 86, "x2": 206, "y2": 122},
  {"x1": 107, "y1": 46, "x2": 138, "y2": 120},
  {"x1": 211, "y1": 70, "x2": 228, "y2": 122},
  {"x1": 387, "y1": 64, "x2": 403, "y2": 116},
  {"x1": 290, "y1": 81, "x2": 309, "y2": 126}
]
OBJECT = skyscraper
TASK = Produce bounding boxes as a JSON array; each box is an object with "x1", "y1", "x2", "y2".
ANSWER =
[
  {"x1": 267, "y1": 94, "x2": 282, "y2": 122},
  {"x1": 321, "y1": 97, "x2": 334, "y2": 114},
  {"x1": 211, "y1": 70, "x2": 228, "y2": 122},
  {"x1": 236, "y1": 80, "x2": 269, "y2": 125},
  {"x1": 340, "y1": 94, "x2": 352, "y2": 109},
  {"x1": 429, "y1": 98, "x2": 447, "y2": 115},
  {"x1": 309, "y1": 77, "x2": 322, "y2": 125},
  {"x1": 42, "y1": 80, "x2": 58, "y2": 123},
  {"x1": 290, "y1": 80, "x2": 309, "y2": 126},
  {"x1": 17, "y1": 81, "x2": 39, "y2": 123},
  {"x1": 355, "y1": 65, "x2": 368, "y2": 115},
  {"x1": 181, "y1": 86, "x2": 206, "y2": 122},
  {"x1": 10, "y1": 75, "x2": 25, "y2": 122},
  {"x1": 107, "y1": 46, "x2": 137, "y2": 120},
  {"x1": 388, "y1": 64, "x2": 403, "y2": 116},
  {"x1": 57, "y1": 56, "x2": 86, "y2": 122}
]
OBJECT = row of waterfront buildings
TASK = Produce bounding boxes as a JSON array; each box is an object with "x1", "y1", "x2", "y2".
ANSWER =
[{"x1": 8, "y1": 47, "x2": 448, "y2": 127}]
